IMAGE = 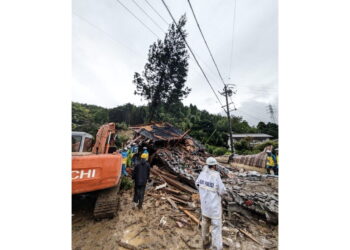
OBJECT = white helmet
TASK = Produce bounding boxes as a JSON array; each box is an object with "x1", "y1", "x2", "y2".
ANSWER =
[{"x1": 206, "y1": 157, "x2": 217, "y2": 166}]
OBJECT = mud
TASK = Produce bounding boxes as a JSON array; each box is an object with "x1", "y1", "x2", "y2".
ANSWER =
[{"x1": 72, "y1": 184, "x2": 278, "y2": 250}]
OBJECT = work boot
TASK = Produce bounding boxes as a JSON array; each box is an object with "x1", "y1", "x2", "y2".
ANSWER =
[
  {"x1": 132, "y1": 202, "x2": 138, "y2": 209},
  {"x1": 138, "y1": 204, "x2": 142, "y2": 209}
]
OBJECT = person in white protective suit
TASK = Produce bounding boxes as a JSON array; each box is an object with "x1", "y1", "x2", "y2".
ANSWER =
[{"x1": 195, "y1": 157, "x2": 226, "y2": 250}]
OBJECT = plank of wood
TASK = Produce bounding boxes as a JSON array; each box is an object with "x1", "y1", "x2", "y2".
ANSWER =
[
  {"x1": 169, "y1": 196, "x2": 189, "y2": 205},
  {"x1": 155, "y1": 183, "x2": 167, "y2": 190},
  {"x1": 166, "y1": 197, "x2": 178, "y2": 210},
  {"x1": 163, "y1": 187, "x2": 182, "y2": 195},
  {"x1": 158, "y1": 174, "x2": 197, "y2": 194},
  {"x1": 179, "y1": 206, "x2": 200, "y2": 225},
  {"x1": 239, "y1": 229, "x2": 262, "y2": 246}
]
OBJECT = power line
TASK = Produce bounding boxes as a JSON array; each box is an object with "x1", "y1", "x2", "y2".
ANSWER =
[
  {"x1": 228, "y1": 0, "x2": 237, "y2": 80},
  {"x1": 187, "y1": 0, "x2": 227, "y2": 87},
  {"x1": 72, "y1": 12, "x2": 143, "y2": 57},
  {"x1": 114, "y1": 0, "x2": 161, "y2": 39},
  {"x1": 131, "y1": 0, "x2": 166, "y2": 33},
  {"x1": 161, "y1": 0, "x2": 225, "y2": 109},
  {"x1": 144, "y1": 0, "x2": 169, "y2": 26}
]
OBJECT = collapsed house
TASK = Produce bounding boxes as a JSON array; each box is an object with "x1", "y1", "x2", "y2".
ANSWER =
[{"x1": 128, "y1": 122, "x2": 278, "y2": 224}]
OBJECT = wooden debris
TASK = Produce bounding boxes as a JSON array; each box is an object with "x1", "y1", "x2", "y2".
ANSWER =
[
  {"x1": 163, "y1": 187, "x2": 181, "y2": 195},
  {"x1": 180, "y1": 235, "x2": 196, "y2": 249},
  {"x1": 166, "y1": 197, "x2": 178, "y2": 210},
  {"x1": 155, "y1": 183, "x2": 167, "y2": 190},
  {"x1": 158, "y1": 174, "x2": 197, "y2": 194},
  {"x1": 176, "y1": 221, "x2": 184, "y2": 228},
  {"x1": 179, "y1": 206, "x2": 200, "y2": 225},
  {"x1": 169, "y1": 196, "x2": 189, "y2": 205},
  {"x1": 239, "y1": 228, "x2": 262, "y2": 246}
]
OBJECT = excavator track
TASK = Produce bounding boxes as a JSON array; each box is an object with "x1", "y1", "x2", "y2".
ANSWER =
[{"x1": 93, "y1": 180, "x2": 121, "y2": 220}]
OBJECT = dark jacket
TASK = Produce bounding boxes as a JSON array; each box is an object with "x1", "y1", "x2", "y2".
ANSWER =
[{"x1": 132, "y1": 158, "x2": 150, "y2": 186}]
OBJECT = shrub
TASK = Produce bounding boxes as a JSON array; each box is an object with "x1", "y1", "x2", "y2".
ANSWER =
[
  {"x1": 213, "y1": 147, "x2": 228, "y2": 156},
  {"x1": 120, "y1": 176, "x2": 133, "y2": 191},
  {"x1": 254, "y1": 140, "x2": 278, "y2": 152},
  {"x1": 116, "y1": 122, "x2": 128, "y2": 130}
]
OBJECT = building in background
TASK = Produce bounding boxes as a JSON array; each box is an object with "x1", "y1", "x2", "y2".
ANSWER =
[{"x1": 228, "y1": 133, "x2": 273, "y2": 148}]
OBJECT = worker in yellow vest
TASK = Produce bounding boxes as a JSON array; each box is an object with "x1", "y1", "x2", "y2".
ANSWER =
[
  {"x1": 141, "y1": 147, "x2": 149, "y2": 161},
  {"x1": 266, "y1": 150, "x2": 278, "y2": 175}
]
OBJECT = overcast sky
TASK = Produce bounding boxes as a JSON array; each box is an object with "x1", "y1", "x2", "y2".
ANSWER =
[{"x1": 72, "y1": 0, "x2": 278, "y2": 126}]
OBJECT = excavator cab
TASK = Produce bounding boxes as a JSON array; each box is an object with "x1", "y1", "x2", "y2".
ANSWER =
[{"x1": 72, "y1": 132, "x2": 94, "y2": 153}]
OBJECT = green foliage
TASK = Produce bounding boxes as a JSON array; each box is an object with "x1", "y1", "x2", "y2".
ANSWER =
[
  {"x1": 72, "y1": 102, "x2": 265, "y2": 149},
  {"x1": 120, "y1": 177, "x2": 133, "y2": 191},
  {"x1": 254, "y1": 140, "x2": 278, "y2": 152},
  {"x1": 234, "y1": 138, "x2": 253, "y2": 155},
  {"x1": 257, "y1": 122, "x2": 278, "y2": 139},
  {"x1": 205, "y1": 144, "x2": 228, "y2": 156},
  {"x1": 115, "y1": 134, "x2": 129, "y2": 148},
  {"x1": 72, "y1": 102, "x2": 108, "y2": 136},
  {"x1": 116, "y1": 122, "x2": 128, "y2": 130},
  {"x1": 133, "y1": 15, "x2": 191, "y2": 121}
]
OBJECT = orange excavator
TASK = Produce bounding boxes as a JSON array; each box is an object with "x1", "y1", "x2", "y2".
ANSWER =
[{"x1": 72, "y1": 123, "x2": 122, "y2": 219}]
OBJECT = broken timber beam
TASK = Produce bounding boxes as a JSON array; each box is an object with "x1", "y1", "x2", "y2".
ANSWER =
[
  {"x1": 179, "y1": 206, "x2": 200, "y2": 225},
  {"x1": 163, "y1": 187, "x2": 181, "y2": 195},
  {"x1": 158, "y1": 174, "x2": 197, "y2": 194}
]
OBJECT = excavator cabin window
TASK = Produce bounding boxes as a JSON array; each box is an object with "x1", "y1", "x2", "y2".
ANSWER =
[
  {"x1": 72, "y1": 135, "x2": 82, "y2": 152},
  {"x1": 83, "y1": 137, "x2": 93, "y2": 152}
]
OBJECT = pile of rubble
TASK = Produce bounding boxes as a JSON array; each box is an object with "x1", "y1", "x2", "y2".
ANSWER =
[{"x1": 128, "y1": 123, "x2": 278, "y2": 225}]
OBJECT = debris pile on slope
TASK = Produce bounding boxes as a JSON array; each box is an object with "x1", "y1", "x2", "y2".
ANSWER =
[{"x1": 129, "y1": 123, "x2": 278, "y2": 224}]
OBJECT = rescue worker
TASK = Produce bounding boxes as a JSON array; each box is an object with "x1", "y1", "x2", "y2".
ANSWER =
[
  {"x1": 266, "y1": 150, "x2": 278, "y2": 175},
  {"x1": 195, "y1": 157, "x2": 226, "y2": 250},
  {"x1": 132, "y1": 152, "x2": 151, "y2": 209},
  {"x1": 141, "y1": 147, "x2": 149, "y2": 161},
  {"x1": 126, "y1": 145, "x2": 133, "y2": 168},
  {"x1": 131, "y1": 143, "x2": 138, "y2": 165},
  {"x1": 275, "y1": 148, "x2": 279, "y2": 175},
  {"x1": 121, "y1": 148, "x2": 128, "y2": 176}
]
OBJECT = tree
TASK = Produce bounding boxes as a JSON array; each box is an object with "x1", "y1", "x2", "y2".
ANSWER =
[{"x1": 133, "y1": 15, "x2": 191, "y2": 121}]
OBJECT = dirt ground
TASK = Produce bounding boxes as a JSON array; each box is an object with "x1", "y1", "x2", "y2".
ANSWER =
[{"x1": 72, "y1": 180, "x2": 278, "y2": 250}]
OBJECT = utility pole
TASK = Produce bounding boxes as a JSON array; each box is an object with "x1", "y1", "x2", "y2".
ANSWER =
[{"x1": 220, "y1": 84, "x2": 236, "y2": 153}]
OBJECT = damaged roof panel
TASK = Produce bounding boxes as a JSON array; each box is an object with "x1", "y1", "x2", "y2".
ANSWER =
[{"x1": 131, "y1": 122, "x2": 190, "y2": 142}]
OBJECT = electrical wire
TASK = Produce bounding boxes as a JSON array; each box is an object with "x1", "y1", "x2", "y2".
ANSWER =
[
  {"x1": 161, "y1": 0, "x2": 225, "y2": 110},
  {"x1": 144, "y1": 0, "x2": 169, "y2": 25},
  {"x1": 187, "y1": 0, "x2": 226, "y2": 87},
  {"x1": 228, "y1": 0, "x2": 237, "y2": 80},
  {"x1": 131, "y1": 0, "x2": 166, "y2": 33},
  {"x1": 114, "y1": 0, "x2": 161, "y2": 39},
  {"x1": 73, "y1": 12, "x2": 143, "y2": 57}
]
